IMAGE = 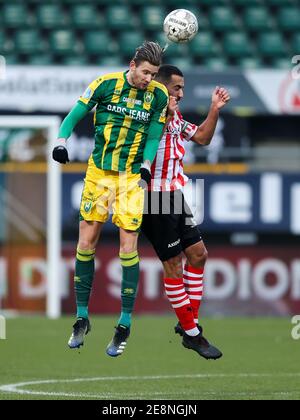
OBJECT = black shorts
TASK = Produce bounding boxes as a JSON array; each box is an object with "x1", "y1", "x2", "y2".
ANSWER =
[{"x1": 141, "y1": 190, "x2": 202, "y2": 262}]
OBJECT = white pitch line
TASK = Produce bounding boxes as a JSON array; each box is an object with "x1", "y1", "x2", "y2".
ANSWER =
[{"x1": 1, "y1": 373, "x2": 300, "y2": 399}]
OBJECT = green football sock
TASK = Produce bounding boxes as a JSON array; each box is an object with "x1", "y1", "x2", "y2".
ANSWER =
[
  {"x1": 74, "y1": 247, "x2": 95, "y2": 319},
  {"x1": 118, "y1": 251, "x2": 140, "y2": 328}
]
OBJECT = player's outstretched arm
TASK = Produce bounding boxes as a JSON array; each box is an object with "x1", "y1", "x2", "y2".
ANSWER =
[
  {"x1": 138, "y1": 120, "x2": 165, "y2": 188},
  {"x1": 191, "y1": 86, "x2": 230, "y2": 146},
  {"x1": 52, "y1": 102, "x2": 89, "y2": 164},
  {"x1": 138, "y1": 87, "x2": 169, "y2": 188}
]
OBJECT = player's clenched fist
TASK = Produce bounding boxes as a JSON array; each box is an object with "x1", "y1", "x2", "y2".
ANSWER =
[{"x1": 52, "y1": 138, "x2": 69, "y2": 164}]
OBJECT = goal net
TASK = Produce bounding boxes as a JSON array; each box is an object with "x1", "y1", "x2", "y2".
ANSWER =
[{"x1": 0, "y1": 116, "x2": 62, "y2": 319}]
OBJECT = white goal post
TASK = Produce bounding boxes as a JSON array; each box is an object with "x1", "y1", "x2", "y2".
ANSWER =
[{"x1": 0, "y1": 116, "x2": 62, "y2": 319}]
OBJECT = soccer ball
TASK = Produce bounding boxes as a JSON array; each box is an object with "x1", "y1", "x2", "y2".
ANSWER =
[{"x1": 163, "y1": 9, "x2": 198, "y2": 44}]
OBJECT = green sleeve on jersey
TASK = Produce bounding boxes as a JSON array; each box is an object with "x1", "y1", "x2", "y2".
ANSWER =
[
  {"x1": 151, "y1": 88, "x2": 169, "y2": 124},
  {"x1": 58, "y1": 102, "x2": 89, "y2": 140},
  {"x1": 143, "y1": 120, "x2": 165, "y2": 164},
  {"x1": 143, "y1": 87, "x2": 168, "y2": 163}
]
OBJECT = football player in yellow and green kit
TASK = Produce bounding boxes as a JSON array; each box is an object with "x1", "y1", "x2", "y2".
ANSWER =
[{"x1": 52, "y1": 42, "x2": 168, "y2": 356}]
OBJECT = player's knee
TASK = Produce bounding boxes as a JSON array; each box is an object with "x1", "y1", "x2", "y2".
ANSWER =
[
  {"x1": 77, "y1": 239, "x2": 95, "y2": 251},
  {"x1": 163, "y1": 255, "x2": 183, "y2": 278},
  {"x1": 189, "y1": 248, "x2": 208, "y2": 268},
  {"x1": 119, "y1": 245, "x2": 138, "y2": 255}
]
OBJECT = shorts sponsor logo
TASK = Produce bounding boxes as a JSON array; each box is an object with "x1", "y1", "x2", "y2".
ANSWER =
[{"x1": 168, "y1": 239, "x2": 181, "y2": 248}]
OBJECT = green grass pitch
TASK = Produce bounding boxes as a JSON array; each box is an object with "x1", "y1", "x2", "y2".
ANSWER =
[{"x1": 0, "y1": 316, "x2": 299, "y2": 400}]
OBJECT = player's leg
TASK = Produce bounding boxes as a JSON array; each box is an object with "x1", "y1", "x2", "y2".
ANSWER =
[
  {"x1": 68, "y1": 159, "x2": 111, "y2": 349},
  {"x1": 142, "y1": 191, "x2": 199, "y2": 336},
  {"x1": 176, "y1": 197, "x2": 222, "y2": 359},
  {"x1": 75, "y1": 220, "x2": 103, "y2": 319},
  {"x1": 183, "y1": 241, "x2": 208, "y2": 325},
  {"x1": 118, "y1": 228, "x2": 139, "y2": 328},
  {"x1": 143, "y1": 204, "x2": 221, "y2": 359},
  {"x1": 68, "y1": 220, "x2": 103, "y2": 349},
  {"x1": 162, "y1": 255, "x2": 200, "y2": 337},
  {"x1": 106, "y1": 171, "x2": 143, "y2": 357},
  {"x1": 106, "y1": 228, "x2": 139, "y2": 357}
]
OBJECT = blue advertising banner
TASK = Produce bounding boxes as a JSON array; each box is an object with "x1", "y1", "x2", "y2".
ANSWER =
[{"x1": 62, "y1": 172, "x2": 300, "y2": 235}]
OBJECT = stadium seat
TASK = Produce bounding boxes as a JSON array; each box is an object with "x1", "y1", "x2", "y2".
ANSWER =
[
  {"x1": 0, "y1": 31, "x2": 11, "y2": 54},
  {"x1": 167, "y1": 56, "x2": 194, "y2": 71},
  {"x1": 292, "y1": 33, "x2": 300, "y2": 53},
  {"x1": 0, "y1": 31, "x2": 4, "y2": 51},
  {"x1": 194, "y1": 0, "x2": 228, "y2": 5},
  {"x1": 50, "y1": 30, "x2": 79, "y2": 55},
  {"x1": 258, "y1": 32, "x2": 286, "y2": 57},
  {"x1": 36, "y1": 4, "x2": 67, "y2": 28},
  {"x1": 231, "y1": 0, "x2": 263, "y2": 6},
  {"x1": 223, "y1": 32, "x2": 253, "y2": 57},
  {"x1": 244, "y1": 7, "x2": 274, "y2": 31},
  {"x1": 267, "y1": 0, "x2": 297, "y2": 5},
  {"x1": 106, "y1": 6, "x2": 136, "y2": 31},
  {"x1": 141, "y1": 6, "x2": 166, "y2": 32},
  {"x1": 204, "y1": 57, "x2": 228, "y2": 71},
  {"x1": 277, "y1": 7, "x2": 300, "y2": 31},
  {"x1": 189, "y1": 32, "x2": 220, "y2": 58},
  {"x1": 129, "y1": 0, "x2": 152, "y2": 5},
  {"x1": 238, "y1": 57, "x2": 263, "y2": 69},
  {"x1": 62, "y1": 56, "x2": 88, "y2": 66},
  {"x1": 272, "y1": 58, "x2": 293, "y2": 69},
  {"x1": 209, "y1": 7, "x2": 239, "y2": 31},
  {"x1": 3, "y1": 4, "x2": 30, "y2": 28},
  {"x1": 163, "y1": 0, "x2": 200, "y2": 5},
  {"x1": 92, "y1": 0, "x2": 119, "y2": 4},
  {"x1": 84, "y1": 31, "x2": 117, "y2": 56},
  {"x1": 28, "y1": 54, "x2": 53, "y2": 65},
  {"x1": 153, "y1": 32, "x2": 168, "y2": 49},
  {"x1": 70, "y1": 4, "x2": 102, "y2": 29},
  {"x1": 181, "y1": 8, "x2": 208, "y2": 31},
  {"x1": 155, "y1": 33, "x2": 187, "y2": 59},
  {"x1": 118, "y1": 32, "x2": 145, "y2": 58},
  {"x1": 3, "y1": 54, "x2": 19, "y2": 65},
  {"x1": 14, "y1": 30, "x2": 43, "y2": 54},
  {"x1": 96, "y1": 56, "x2": 124, "y2": 67}
]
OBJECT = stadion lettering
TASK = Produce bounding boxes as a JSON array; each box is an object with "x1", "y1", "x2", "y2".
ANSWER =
[
  {"x1": 63, "y1": 172, "x2": 300, "y2": 235},
  {"x1": 1, "y1": 246, "x2": 300, "y2": 316}
]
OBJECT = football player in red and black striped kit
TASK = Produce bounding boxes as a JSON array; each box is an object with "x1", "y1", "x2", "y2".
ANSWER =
[{"x1": 142, "y1": 65, "x2": 230, "y2": 360}]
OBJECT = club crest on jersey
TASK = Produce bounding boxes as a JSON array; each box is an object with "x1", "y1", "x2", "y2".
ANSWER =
[
  {"x1": 83, "y1": 201, "x2": 92, "y2": 213},
  {"x1": 144, "y1": 92, "x2": 154, "y2": 104}
]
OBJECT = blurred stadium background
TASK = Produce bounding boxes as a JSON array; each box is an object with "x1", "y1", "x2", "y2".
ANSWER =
[{"x1": 0, "y1": 0, "x2": 300, "y2": 400}]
